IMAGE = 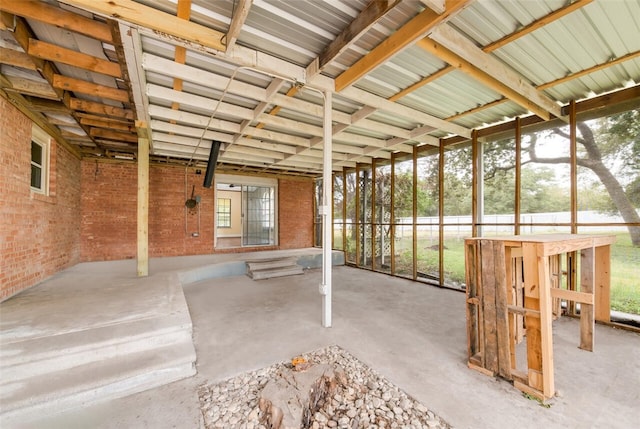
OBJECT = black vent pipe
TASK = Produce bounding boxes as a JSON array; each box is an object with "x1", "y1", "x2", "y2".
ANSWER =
[{"x1": 203, "y1": 140, "x2": 221, "y2": 188}]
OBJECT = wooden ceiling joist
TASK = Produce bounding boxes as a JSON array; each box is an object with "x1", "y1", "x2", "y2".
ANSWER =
[
  {"x1": 0, "y1": 47, "x2": 36, "y2": 70},
  {"x1": 335, "y1": 0, "x2": 471, "y2": 91},
  {"x1": 68, "y1": 97, "x2": 134, "y2": 120},
  {"x1": 27, "y1": 39, "x2": 122, "y2": 78},
  {"x1": 90, "y1": 127, "x2": 138, "y2": 143},
  {"x1": 225, "y1": 0, "x2": 253, "y2": 51},
  {"x1": 426, "y1": 24, "x2": 562, "y2": 120},
  {"x1": 59, "y1": 0, "x2": 226, "y2": 52},
  {"x1": 418, "y1": 38, "x2": 555, "y2": 120},
  {"x1": 0, "y1": 0, "x2": 113, "y2": 43},
  {"x1": 80, "y1": 116, "x2": 135, "y2": 132},
  {"x1": 53, "y1": 74, "x2": 129, "y2": 103},
  {"x1": 317, "y1": 0, "x2": 401, "y2": 72},
  {"x1": 390, "y1": 0, "x2": 592, "y2": 105}
]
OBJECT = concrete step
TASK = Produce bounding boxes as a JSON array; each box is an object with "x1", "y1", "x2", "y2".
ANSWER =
[
  {"x1": 0, "y1": 338, "x2": 196, "y2": 423},
  {"x1": 0, "y1": 314, "x2": 192, "y2": 384},
  {"x1": 246, "y1": 256, "x2": 300, "y2": 272},
  {"x1": 248, "y1": 265, "x2": 305, "y2": 280}
]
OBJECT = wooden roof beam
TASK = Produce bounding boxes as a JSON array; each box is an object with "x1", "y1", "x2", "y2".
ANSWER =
[
  {"x1": 27, "y1": 39, "x2": 122, "y2": 78},
  {"x1": 59, "y1": 0, "x2": 226, "y2": 52},
  {"x1": 390, "y1": 0, "x2": 593, "y2": 102},
  {"x1": 418, "y1": 34, "x2": 560, "y2": 121},
  {"x1": 315, "y1": 0, "x2": 401, "y2": 74},
  {"x1": 0, "y1": 0, "x2": 113, "y2": 42},
  {"x1": 335, "y1": 0, "x2": 472, "y2": 91},
  {"x1": 225, "y1": 0, "x2": 252, "y2": 51},
  {"x1": 427, "y1": 24, "x2": 561, "y2": 120},
  {"x1": 53, "y1": 74, "x2": 129, "y2": 103},
  {"x1": 0, "y1": 47, "x2": 37, "y2": 70},
  {"x1": 69, "y1": 97, "x2": 134, "y2": 120}
]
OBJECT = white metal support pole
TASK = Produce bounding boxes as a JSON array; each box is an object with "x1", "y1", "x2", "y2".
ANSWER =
[{"x1": 321, "y1": 90, "x2": 333, "y2": 327}]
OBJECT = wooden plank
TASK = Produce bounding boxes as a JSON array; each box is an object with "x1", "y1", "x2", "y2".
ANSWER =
[
  {"x1": 319, "y1": 0, "x2": 401, "y2": 70},
  {"x1": 137, "y1": 132, "x2": 149, "y2": 277},
  {"x1": 0, "y1": 47, "x2": 36, "y2": 70},
  {"x1": 468, "y1": 362, "x2": 494, "y2": 377},
  {"x1": 224, "y1": 0, "x2": 251, "y2": 51},
  {"x1": 514, "y1": 379, "x2": 545, "y2": 402},
  {"x1": 493, "y1": 241, "x2": 511, "y2": 379},
  {"x1": 594, "y1": 244, "x2": 611, "y2": 322},
  {"x1": 580, "y1": 247, "x2": 595, "y2": 351},
  {"x1": 550, "y1": 255, "x2": 561, "y2": 319},
  {"x1": 480, "y1": 240, "x2": 498, "y2": 374},
  {"x1": 53, "y1": 74, "x2": 129, "y2": 102},
  {"x1": 89, "y1": 127, "x2": 137, "y2": 142},
  {"x1": 505, "y1": 247, "x2": 517, "y2": 370},
  {"x1": 335, "y1": 0, "x2": 471, "y2": 91},
  {"x1": 28, "y1": 39, "x2": 122, "y2": 78},
  {"x1": 2, "y1": 75, "x2": 59, "y2": 99},
  {"x1": 514, "y1": 255, "x2": 525, "y2": 343},
  {"x1": 61, "y1": 0, "x2": 225, "y2": 51},
  {"x1": 80, "y1": 117, "x2": 135, "y2": 132},
  {"x1": 549, "y1": 288, "x2": 594, "y2": 305},
  {"x1": 428, "y1": 24, "x2": 562, "y2": 120},
  {"x1": 522, "y1": 243, "x2": 543, "y2": 390},
  {"x1": 0, "y1": 0, "x2": 113, "y2": 42},
  {"x1": 465, "y1": 241, "x2": 479, "y2": 360},
  {"x1": 68, "y1": 97, "x2": 134, "y2": 120},
  {"x1": 536, "y1": 244, "x2": 555, "y2": 399},
  {"x1": 465, "y1": 242, "x2": 480, "y2": 358}
]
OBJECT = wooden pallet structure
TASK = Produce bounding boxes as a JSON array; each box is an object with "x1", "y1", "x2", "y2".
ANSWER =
[{"x1": 464, "y1": 234, "x2": 615, "y2": 401}]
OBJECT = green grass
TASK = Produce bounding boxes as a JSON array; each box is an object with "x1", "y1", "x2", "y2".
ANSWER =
[{"x1": 609, "y1": 233, "x2": 640, "y2": 314}]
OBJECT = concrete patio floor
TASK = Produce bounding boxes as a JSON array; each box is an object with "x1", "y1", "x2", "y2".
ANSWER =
[{"x1": 3, "y1": 253, "x2": 639, "y2": 429}]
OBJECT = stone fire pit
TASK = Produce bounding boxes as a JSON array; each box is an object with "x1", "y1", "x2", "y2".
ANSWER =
[{"x1": 198, "y1": 345, "x2": 452, "y2": 429}]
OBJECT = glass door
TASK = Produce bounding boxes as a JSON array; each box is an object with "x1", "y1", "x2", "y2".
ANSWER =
[{"x1": 242, "y1": 185, "x2": 275, "y2": 246}]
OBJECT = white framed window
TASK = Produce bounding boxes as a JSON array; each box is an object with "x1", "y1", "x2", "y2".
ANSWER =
[{"x1": 31, "y1": 124, "x2": 50, "y2": 195}]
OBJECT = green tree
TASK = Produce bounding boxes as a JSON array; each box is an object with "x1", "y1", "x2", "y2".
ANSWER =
[{"x1": 528, "y1": 110, "x2": 640, "y2": 246}]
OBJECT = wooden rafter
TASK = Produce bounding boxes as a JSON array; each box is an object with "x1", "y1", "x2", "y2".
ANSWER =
[
  {"x1": 417, "y1": 37, "x2": 558, "y2": 120},
  {"x1": 335, "y1": 0, "x2": 471, "y2": 91},
  {"x1": 427, "y1": 24, "x2": 562, "y2": 120},
  {"x1": 446, "y1": 49, "x2": 640, "y2": 122},
  {"x1": 390, "y1": 0, "x2": 593, "y2": 102},
  {"x1": 170, "y1": 0, "x2": 191, "y2": 113},
  {"x1": 0, "y1": 47, "x2": 36, "y2": 70},
  {"x1": 225, "y1": 0, "x2": 252, "y2": 51},
  {"x1": 318, "y1": 0, "x2": 401, "y2": 72},
  {"x1": 59, "y1": 0, "x2": 226, "y2": 52},
  {"x1": 0, "y1": 0, "x2": 113, "y2": 42},
  {"x1": 52, "y1": 74, "x2": 129, "y2": 102},
  {"x1": 69, "y1": 97, "x2": 134, "y2": 120},
  {"x1": 27, "y1": 39, "x2": 122, "y2": 78}
]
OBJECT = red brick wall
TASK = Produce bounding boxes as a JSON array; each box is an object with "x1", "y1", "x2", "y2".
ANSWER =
[
  {"x1": 279, "y1": 178, "x2": 314, "y2": 249},
  {"x1": 80, "y1": 161, "x2": 137, "y2": 260},
  {"x1": 0, "y1": 98, "x2": 81, "y2": 301},
  {"x1": 148, "y1": 165, "x2": 215, "y2": 256},
  {"x1": 80, "y1": 162, "x2": 315, "y2": 260}
]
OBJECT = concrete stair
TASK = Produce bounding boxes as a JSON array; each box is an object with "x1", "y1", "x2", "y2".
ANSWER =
[
  {"x1": 246, "y1": 256, "x2": 305, "y2": 280},
  {"x1": 0, "y1": 274, "x2": 197, "y2": 424}
]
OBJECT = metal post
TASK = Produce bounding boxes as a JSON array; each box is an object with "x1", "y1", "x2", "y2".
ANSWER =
[{"x1": 321, "y1": 90, "x2": 333, "y2": 327}]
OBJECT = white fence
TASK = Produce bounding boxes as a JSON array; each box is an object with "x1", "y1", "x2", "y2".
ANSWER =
[{"x1": 335, "y1": 210, "x2": 634, "y2": 238}]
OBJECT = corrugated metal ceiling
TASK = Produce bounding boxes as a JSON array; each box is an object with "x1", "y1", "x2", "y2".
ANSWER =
[{"x1": 1, "y1": 0, "x2": 638, "y2": 176}]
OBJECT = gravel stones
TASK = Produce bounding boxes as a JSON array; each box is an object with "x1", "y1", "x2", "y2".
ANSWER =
[{"x1": 198, "y1": 345, "x2": 452, "y2": 429}]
